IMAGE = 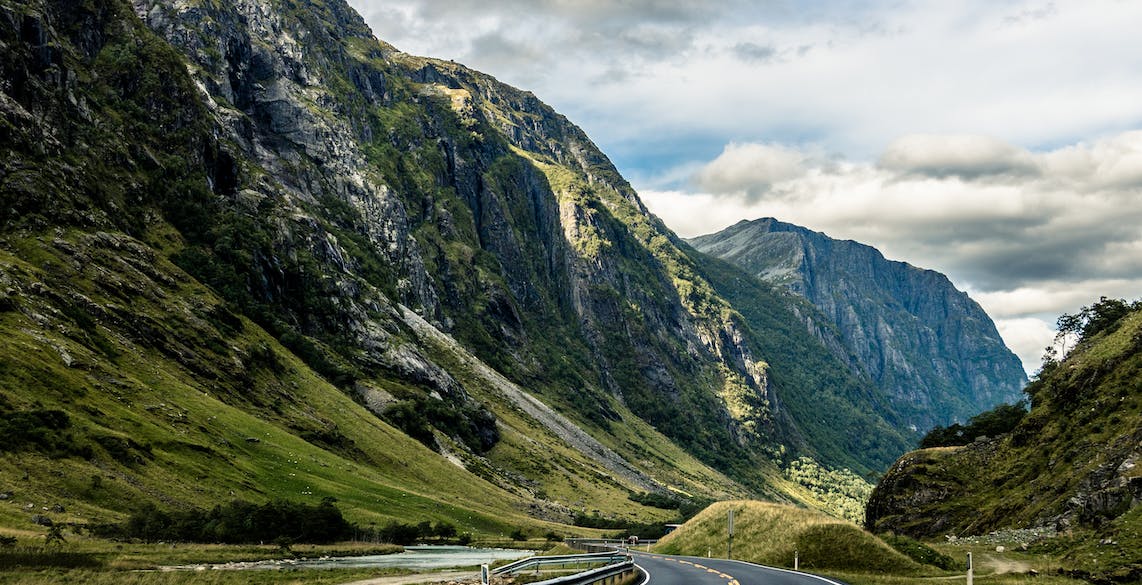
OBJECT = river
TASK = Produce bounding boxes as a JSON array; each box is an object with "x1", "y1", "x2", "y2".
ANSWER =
[{"x1": 163, "y1": 545, "x2": 535, "y2": 572}]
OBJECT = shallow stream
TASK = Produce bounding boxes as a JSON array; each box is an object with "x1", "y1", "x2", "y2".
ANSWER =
[{"x1": 163, "y1": 544, "x2": 534, "y2": 572}]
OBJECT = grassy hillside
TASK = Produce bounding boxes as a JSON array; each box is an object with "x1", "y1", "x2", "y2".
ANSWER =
[
  {"x1": 867, "y1": 299, "x2": 1141, "y2": 582},
  {"x1": 654, "y1": 501, "x2": 922, "y2": 574},
  {"x1": 0, "y1": 232, "x2": 544, "y2": 536},
  {"x1": 0, "y1": 223, "x2": 764, "y2": 540}
]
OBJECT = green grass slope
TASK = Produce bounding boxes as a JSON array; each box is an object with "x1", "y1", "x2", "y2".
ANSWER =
[
  {"x1": 0, "y1": 227, "x2": 750, "y2": 539},
  {"x1": 867, "y1": 300, "x2": 1141, "y2": 582},
  {"x1": 654, "y1": 501, "x2": 922, "y2": 574},
  {"x1": 0, "y1": 231, "x2": 541, "y2": 536}
]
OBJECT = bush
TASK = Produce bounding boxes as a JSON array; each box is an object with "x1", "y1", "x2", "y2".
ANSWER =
[
  {"x1": 920, "y1": 402, "x2": 1027, "y2": 448},
  {"x1": 93, "y1": 498, "x2": 351, "y2": 544},
  {"x1": 0, "y1": 408, "x2": 93, "y2": 459},
  {"x1": 0, "y1": 551, "x2": 102, "y2": 570},
  {"x1": 572, "y1": 512, "x2": 674, "y2": 540},
  {"x1": 881, "y1": 534, "x2": 959, "y2": 570},
  {"x1": 382, "y1": 397, "x2": 499, "y2": 454},
  {"x1": 374, "y1": 522, "x2": 419, "y2": 545}
]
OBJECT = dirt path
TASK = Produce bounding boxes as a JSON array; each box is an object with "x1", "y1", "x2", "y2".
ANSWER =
[
  {"x1": 923, "y1": 552, "x2": 1034, "y2": 580},
  {"x1": 339, "y1": 569, "x2": 479, "y2": 585},
  {"x1": 979, "y1": 553, "x2": 1032, "y2": 575}
]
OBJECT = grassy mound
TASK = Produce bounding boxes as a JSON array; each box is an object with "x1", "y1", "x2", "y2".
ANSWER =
[{"x1": 654, "y1": 501, "x2": 923, "y2": 573}]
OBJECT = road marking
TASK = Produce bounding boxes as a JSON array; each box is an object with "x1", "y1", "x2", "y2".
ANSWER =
[
  {"x1": 716, "y1": 557, "x2": 849, "y2": 585},
  {"x1": 634, "y1": 563, "x2": 650, "y2": 585}
]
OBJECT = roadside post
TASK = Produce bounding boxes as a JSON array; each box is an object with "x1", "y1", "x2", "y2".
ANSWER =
[
  {"x1": 794, "y1": 549, "x2": 799, "y2": 570},
  {"x1": 727, "y1": 509, "x2": 734, "y2": 559},
  {"x1": 481, "y1": 564, "x2": 490, "y2": 585},
  {"x1": 966, "y1": 552, "x2": 973, "y2": 585}
]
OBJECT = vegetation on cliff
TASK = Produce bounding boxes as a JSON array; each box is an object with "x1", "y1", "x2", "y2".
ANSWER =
[{"x1": 866, "y1": 297, "x2": 1141, "y2": 582}]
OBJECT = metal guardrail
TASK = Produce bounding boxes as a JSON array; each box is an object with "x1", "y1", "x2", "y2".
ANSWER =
[
  {"x1": 521, "y1": 559, "x2": 639, "y2": 585},
  {"x1": 492, "y1": 551, "x2": 630, "y2": 575},
  {"x1": 566, "y1": 539, "x2": 657, "y2": 553}
]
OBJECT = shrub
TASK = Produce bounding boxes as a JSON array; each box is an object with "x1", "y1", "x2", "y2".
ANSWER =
[
  {"x1": 920, "y1": 402, "x2": 1027, "y2": 448},
  {"x1": 94, "y1": 498, "x2": 351, "y2": 544},
  {"x1": 881, "y1": 534, "x2": 959, "y2": 570}
]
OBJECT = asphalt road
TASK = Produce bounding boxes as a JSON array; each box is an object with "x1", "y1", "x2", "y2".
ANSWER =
[{"x1": 630, "y1": 551, "x2": 848, "y2": 585}]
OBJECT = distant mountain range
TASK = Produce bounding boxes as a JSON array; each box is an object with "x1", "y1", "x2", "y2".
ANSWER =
[
  {"x1": 0, "y1": 0, "x2": 1024, "y2": 532},
  {"x1": 690, "y1": 218, "x2": 1026, "y2": 430}
]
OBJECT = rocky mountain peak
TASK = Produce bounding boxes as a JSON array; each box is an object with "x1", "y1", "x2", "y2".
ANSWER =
[{"x1": 690, "y1": 218, "x2": 1027, "y2": 430}]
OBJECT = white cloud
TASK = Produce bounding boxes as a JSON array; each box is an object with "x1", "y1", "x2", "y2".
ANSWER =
[
  {"x1": 641, "y1": 131, "x2": 1142, "y2": 374},
  {"x1": 692, "y1": 143, "x2": 812, "y2": 200},
  {"x1": 1041, "y1": 130, "x2": 1142, "y2": 190},
  {"x1": 878, "y1": 134, "x2": 1039, "y2": 179},
  {"x1": 992, "y1": 317, "x2": 1056, "y2": 376}
]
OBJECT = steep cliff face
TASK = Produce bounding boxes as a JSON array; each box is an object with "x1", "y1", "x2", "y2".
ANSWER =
[
  {"x1": 690, "y1": 218, "x2": 1027, "y2": 430},
  {"x1": 0, "y1": 0, "x2": 915, "y2": 532},
  {"x1": 121, "y1": 0, "x2": 804, "y2": 474}
]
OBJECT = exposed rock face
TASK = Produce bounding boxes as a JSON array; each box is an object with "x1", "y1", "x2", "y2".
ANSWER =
[
  {"x1": 2, "y1": 0, "x2": 794, "y2": 484},
  {"x1": 0, "y1": 0, "x2": 912, "y2": 516},
  {"x1": 690, "y1": 218, "x2": 1027, "y2": 430}
]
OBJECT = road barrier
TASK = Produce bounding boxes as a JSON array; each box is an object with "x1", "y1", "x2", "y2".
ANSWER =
[
  {"x1": 566, "y1": 538, "x2": 657, "y2": 553},
  {"x1": 492, "y1": 551, "x2": 640, "y2": 585},
  {"x1": 492, "y1": 551, "x2": 630, "y2": 575},
  {"x1": 518, "y1": 559, "x2": 639, "y2": 585}
]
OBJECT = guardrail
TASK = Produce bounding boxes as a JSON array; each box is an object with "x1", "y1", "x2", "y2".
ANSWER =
[
  {"x1": 513, "y1": 559, "x2": 640, "y2": 585},
  {"x1": 492, "y1": 552, "x2": 630, "y2": 575},
  {"x1": 566, "y1": 539, "x2": 657, "y2": 553}
]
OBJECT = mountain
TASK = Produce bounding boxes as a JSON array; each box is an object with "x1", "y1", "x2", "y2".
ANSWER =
[
  {"x1": 865, "y1": 298, "x2": 1141, "y2": 582},
  {"x1": 0, "y1": 0, "x2": 923, "y2": 533},
  {"x1": 689, "y1": 218, "x2": 1027, "y2": 430}
]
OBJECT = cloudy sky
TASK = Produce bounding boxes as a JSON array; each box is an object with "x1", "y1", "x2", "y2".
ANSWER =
[{"x1": 346, "y1": 0, "x2": 1142, "y2": 375}]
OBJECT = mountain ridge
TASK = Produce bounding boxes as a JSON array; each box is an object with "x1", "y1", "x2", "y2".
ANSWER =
[
  {"x1": 0, "y1": 0, "x2": 1022, "y2": 536},
  {"x1": 689, "y1": 217, "x2": 1027, "y2": 430}
]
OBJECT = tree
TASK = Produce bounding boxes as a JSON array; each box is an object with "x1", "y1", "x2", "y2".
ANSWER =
[
  {"x1": 1055, "y1": 312, "x2": 1082, "y2": 356},
  {"x1": 1054, "y1": 297, "x2": 1138, "y2": 358},
  {"x1": 918, "y1": 402, "x2": 1026, "y2": 448},
  {"x1": 45, "y1": 525, "x2": 66, "y2": 547}
]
